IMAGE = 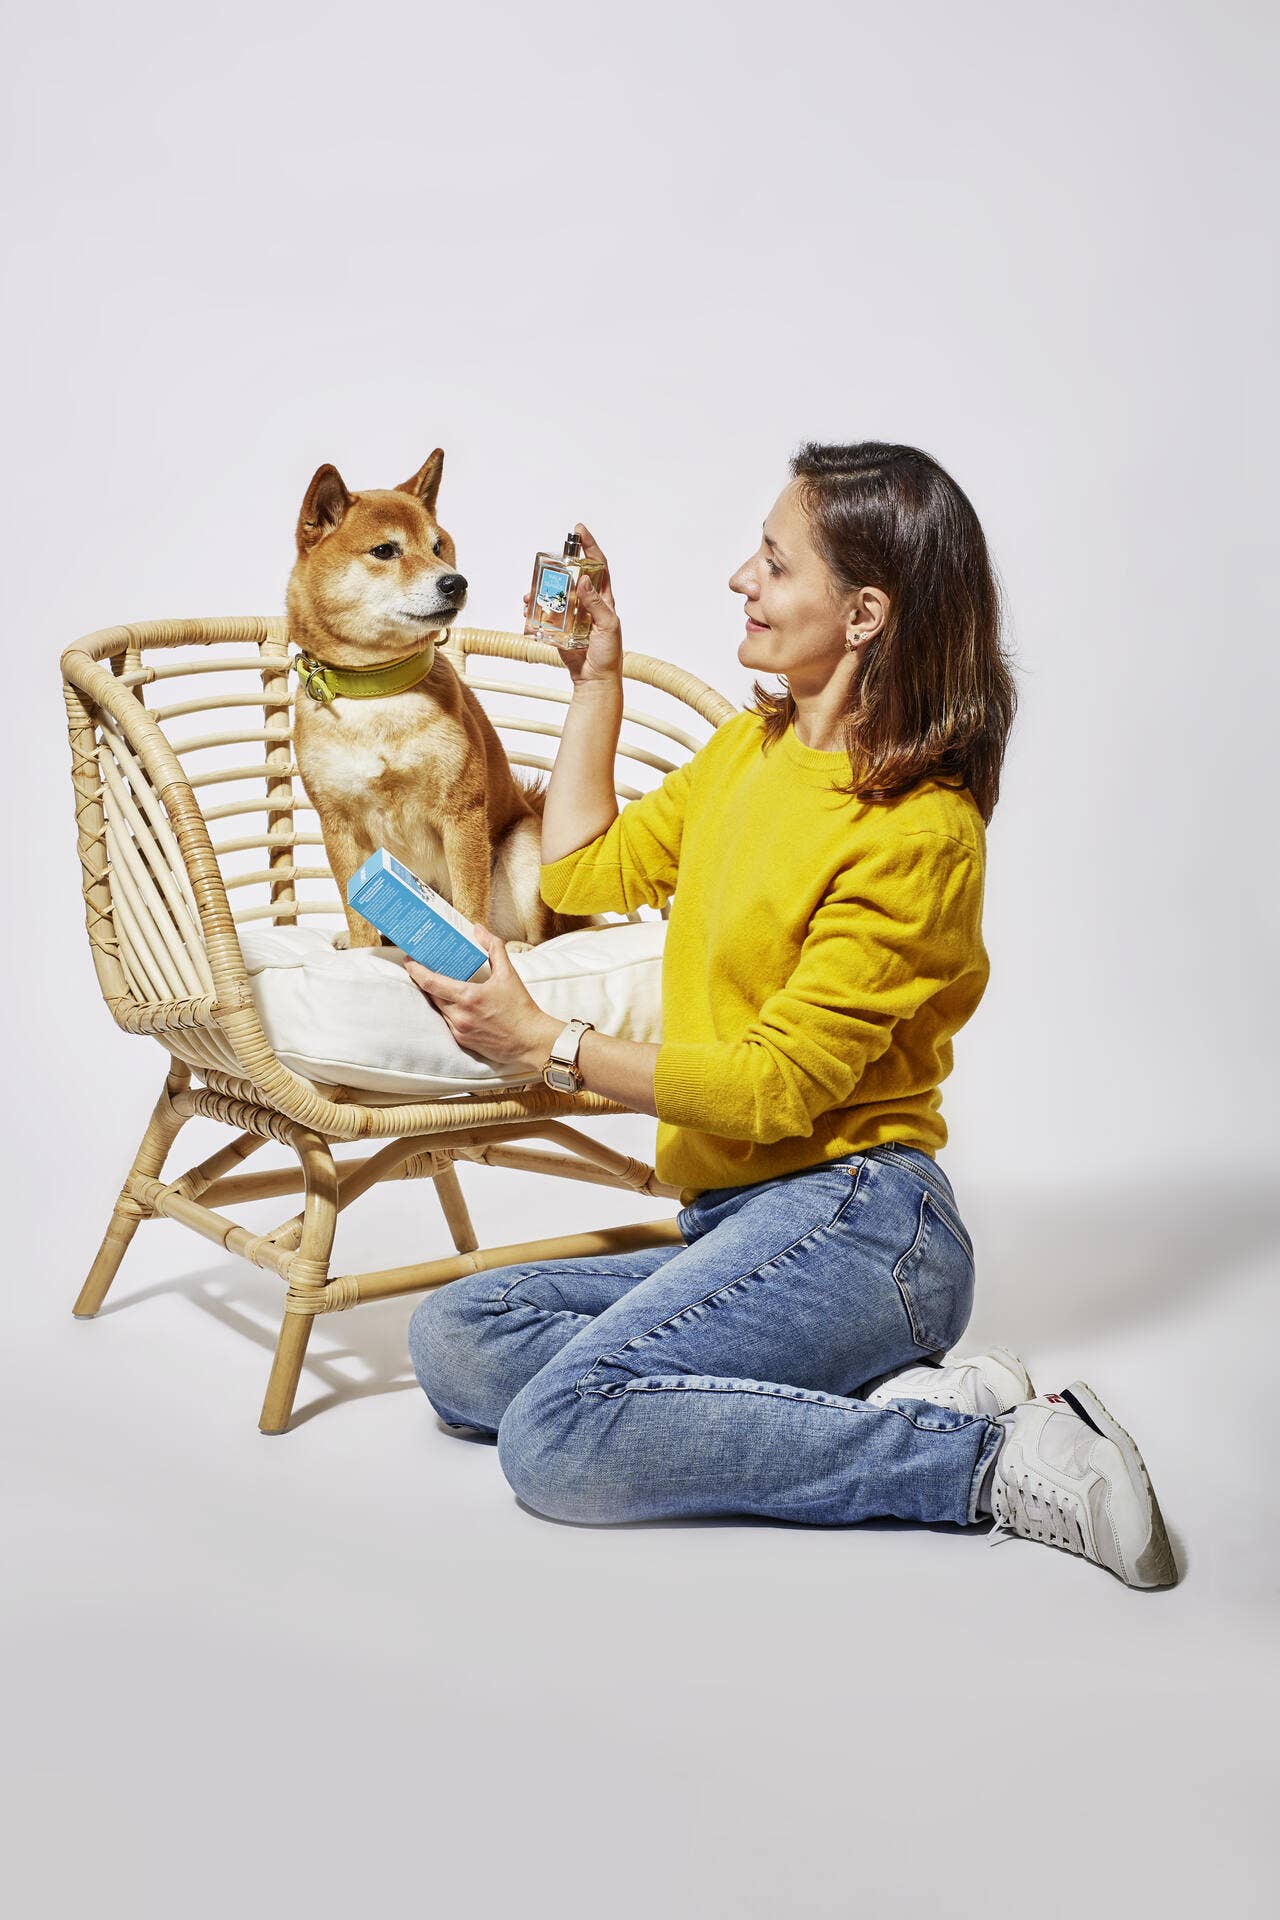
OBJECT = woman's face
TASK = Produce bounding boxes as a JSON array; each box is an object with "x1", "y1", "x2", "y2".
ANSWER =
[{"x1": 729, "y1": 479, "x2": 882, "y2": 687}]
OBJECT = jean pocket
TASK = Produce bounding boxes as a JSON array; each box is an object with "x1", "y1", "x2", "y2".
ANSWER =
[{"x1": 891, "y1": 1189, "x2": 976, "y2": 1354}]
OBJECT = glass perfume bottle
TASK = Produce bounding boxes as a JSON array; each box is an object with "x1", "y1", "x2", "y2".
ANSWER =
[{"x1": 524, "y1": 530, "x2": 606, "y2": 648}]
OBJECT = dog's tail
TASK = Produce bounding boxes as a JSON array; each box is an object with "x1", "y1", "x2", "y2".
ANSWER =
[
  {"x1": 506, "y1": 772, "x2": 616, "y2": 938},
  {"x1": 513, "y1": 770, "x2": 550, "y2": 812}
]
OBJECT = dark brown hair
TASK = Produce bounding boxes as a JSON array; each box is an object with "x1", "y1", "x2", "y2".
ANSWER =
[{"x1": 749, "y1": 441, "x2": 1018, "y2": 825}]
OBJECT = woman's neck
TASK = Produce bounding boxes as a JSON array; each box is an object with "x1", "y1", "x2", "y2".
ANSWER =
[{"x1": 788, "y1": 690, "x2": 859, "y2": 754}]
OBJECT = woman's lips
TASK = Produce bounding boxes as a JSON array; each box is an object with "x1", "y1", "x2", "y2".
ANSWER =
[{"x1": 745, "y1": 616, "x2": 769, "y2": 631}]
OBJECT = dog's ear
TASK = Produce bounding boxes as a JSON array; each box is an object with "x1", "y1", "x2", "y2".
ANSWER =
[
  {"x1": 396, "y1": 448, "x2": 444, "y2": 515},
  {"x1": 297, "y1": 464, "x2": 353, "y2": 553}
]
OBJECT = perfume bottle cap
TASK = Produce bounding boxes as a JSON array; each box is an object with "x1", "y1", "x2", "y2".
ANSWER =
[{"x1": 563, "y1": 531, "x2": 582, "y2": 557}]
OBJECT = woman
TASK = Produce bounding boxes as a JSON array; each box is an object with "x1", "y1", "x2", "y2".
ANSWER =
[{"x1": 403, "y1": 441, "x2": 1177, "y2": 1591}]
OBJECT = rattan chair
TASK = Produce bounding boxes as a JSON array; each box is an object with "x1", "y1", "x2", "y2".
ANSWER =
[{"x1": 61, "y1": 617, "x2": 736, "y2": 1432}]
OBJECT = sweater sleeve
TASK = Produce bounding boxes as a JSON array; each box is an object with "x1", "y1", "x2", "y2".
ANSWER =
[
  {"x1": 652, "y1": 830, "x2": 984, "y2": 1145},
  {"x1": 538, "y1": 750, "x2": 696, "y2": 915}
]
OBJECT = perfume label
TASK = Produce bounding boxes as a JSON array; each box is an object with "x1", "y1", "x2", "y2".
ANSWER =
[
  {"x1": 535, "y1": 562, "x2": 572, "y2": 631},
  {"x1": 346, "y1": 849, "x2": 488, "y2": 979}
]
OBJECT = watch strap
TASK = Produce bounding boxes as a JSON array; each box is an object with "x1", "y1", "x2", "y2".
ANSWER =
[
  {"x1": 543, "y1": 1017, "x2": 595, "y2": 1089},
  {"x1": 548, "y1": 1017, "x2": 594, "y2": 1065}
]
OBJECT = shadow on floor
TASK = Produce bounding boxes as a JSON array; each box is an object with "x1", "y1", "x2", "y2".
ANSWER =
[{"x1": 81, "y1": 1167, "x2": 1280, "y2": 1436}]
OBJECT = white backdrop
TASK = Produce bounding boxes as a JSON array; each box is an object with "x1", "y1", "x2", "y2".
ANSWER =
[{"x1": 5, "y1": 4, "x2": 1277, "y2": 1916}]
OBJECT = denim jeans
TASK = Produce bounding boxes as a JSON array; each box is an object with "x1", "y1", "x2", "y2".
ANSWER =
[{"x1": 407, "y1": 1141, "x2": 1005, "y2": 1528}]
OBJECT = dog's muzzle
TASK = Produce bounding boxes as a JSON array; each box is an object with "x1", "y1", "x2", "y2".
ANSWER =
[{"x1": 400, "y1": 602, "x2": 461, "y2": 624}]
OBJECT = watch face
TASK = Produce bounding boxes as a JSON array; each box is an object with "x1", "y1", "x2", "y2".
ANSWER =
[{"x1": 544, "y1": 1066, "x2": 575, "y2": 1092}]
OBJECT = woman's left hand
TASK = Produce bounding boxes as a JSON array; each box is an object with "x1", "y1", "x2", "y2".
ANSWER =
[{"x1": 403, "y1": 924, "x2": 557, "y2": 1074}]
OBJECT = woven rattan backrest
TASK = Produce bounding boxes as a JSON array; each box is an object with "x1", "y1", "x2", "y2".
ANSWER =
[{"x1": 109, "y1": 625, "x2": 317, "y2": 936}]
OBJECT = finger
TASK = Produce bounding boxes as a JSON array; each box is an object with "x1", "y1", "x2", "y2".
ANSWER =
[
  {"x1": 477, "y1": 926, "x2": 511, "y2": 970},
  {"x1": 574, "y1": 522, "x2": 608, "y2": 565},
  {"x1": 577, "y1": 577, "x2": 616, "y2": 625},
  {"x1": 404, "y1": 959, "x2": 457, "y2": 1001},
  {"x1": 574, "y1": 532, "x2": 613, "y2": 604},
  {"x1": 472, "y1": 924, "x2": 513, "y2": 976}
]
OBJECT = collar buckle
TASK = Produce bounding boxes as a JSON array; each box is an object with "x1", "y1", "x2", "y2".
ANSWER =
[{"x1": 295, "y1": 653, "x2": 336, "y2": 703}]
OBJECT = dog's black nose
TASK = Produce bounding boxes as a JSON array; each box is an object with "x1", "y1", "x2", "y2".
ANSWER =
[{"x1": 438, "y1": 573, "x2": 467, "y2": 602}]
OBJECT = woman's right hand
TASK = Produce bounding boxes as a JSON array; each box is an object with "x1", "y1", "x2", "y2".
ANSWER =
[{"x1": 523, "y1": 521, "x2": 623, "y2": 689}]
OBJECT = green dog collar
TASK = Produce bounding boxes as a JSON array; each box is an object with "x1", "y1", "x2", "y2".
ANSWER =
[{"x1": 292, "y1": 641, "x2": 437, "y2": 704}]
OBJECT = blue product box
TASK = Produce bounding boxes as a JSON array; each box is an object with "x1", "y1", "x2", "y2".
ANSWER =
[{"x1": 346, "y1": 849, "x2": 489, "y2": 980}]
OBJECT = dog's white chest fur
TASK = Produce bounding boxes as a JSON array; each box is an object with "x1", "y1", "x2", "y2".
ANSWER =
[
  {"x1": 296, "y1": 694, "x2": 456, "y2": 894},
  {"x1": 300, "y1": 696, "x2": 417, "y2": 795},
  {"x1": 293, "y1": 678, "x2": 553, "y2": 944}
]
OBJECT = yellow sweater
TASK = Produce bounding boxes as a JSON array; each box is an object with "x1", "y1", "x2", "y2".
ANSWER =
[{"x1": 538, "y1": 709, "x2": 990, "y2": 1203}]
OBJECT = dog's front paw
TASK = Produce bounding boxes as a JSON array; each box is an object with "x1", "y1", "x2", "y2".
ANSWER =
[
  {"x1": 507, "y1": 939, "x2": 535, "y2": 953},
  {"x1": 334, "y1": 928, "x2": 393, "y2": 953}
]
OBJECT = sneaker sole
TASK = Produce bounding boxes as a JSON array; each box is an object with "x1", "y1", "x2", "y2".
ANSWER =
[{"x1": 1061, "y1": 1381, "x2": 1178, "y2": 1589}]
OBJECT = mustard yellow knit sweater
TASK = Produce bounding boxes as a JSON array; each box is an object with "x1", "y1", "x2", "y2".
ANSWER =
[{"x1": 538, "y1": 709, "x2": 990, "y2": 1202}]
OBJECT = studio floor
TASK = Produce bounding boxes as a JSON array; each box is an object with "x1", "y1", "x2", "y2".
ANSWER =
[{"x1": 8, "y1": 1115, "x2": 1276, "y2": 1918}]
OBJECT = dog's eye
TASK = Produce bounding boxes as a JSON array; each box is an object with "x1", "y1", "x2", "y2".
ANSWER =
[
  {"x1": 432, "y1": 539, "x2": 442, "y2": 557},
  {"x1": 369, "y1": 542, "x2": 401, "y2": 560}
]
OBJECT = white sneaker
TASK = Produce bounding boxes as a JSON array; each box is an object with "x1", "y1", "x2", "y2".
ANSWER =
[
  {"x1": 987, "y1": 1381, "x2": 1178, "y2": 1589},
  {"x1": 863, "y1": 1345, "x2": 1036, "y2": 1418}
]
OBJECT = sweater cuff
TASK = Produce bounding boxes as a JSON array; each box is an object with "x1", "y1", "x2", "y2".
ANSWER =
[
  {"x1": 538, "y1": 849, "x2": 586, "y2": 910},
  {"x1": 654, "y1": 1040, "x2": 727, "y2": 1129}
]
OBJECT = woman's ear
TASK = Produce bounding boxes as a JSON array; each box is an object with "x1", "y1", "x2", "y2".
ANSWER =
[{"x1": 846, "y1": 585, "x2": 890, "y2": 646}]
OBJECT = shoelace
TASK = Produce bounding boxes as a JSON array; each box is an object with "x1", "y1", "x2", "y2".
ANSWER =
[{"x1": 988, "y1": 1468, "x2": 1088, "y2": 1555}]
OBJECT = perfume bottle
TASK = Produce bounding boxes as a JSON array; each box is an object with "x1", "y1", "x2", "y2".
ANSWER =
[{"x1": 523, "y1": 530, "x2": 606, "y2": 648}]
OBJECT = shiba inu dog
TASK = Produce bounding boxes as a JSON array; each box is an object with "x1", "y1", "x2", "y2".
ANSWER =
[{"x1": 287, "y1": 449, "x2": 600, "y2": 952}]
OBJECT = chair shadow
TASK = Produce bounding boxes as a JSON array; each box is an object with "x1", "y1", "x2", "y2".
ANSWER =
[
  {"x1": 88, "y1": 1168, "x2": 1279, "y2": 1449},
  {"x1": 95, "y1": 1257, "x2": 422, "y2": 1429}
]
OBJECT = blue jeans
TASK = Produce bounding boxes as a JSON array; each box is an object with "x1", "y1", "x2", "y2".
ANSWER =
[{"x1": 407, "y1": 1141, "x2": 1005, "y2": 1528}]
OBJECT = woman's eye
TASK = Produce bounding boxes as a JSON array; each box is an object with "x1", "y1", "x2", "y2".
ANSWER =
[
  {"x1": 369, "y1": 542, "x2": 400, "y2": 560},
  {"x1": 765, "y1": 558, "x2": 782, "y2": 577}
]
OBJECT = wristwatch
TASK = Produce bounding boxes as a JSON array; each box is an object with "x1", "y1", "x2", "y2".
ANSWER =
[{"x1": 542, "y1": 1017, "x2": 596, "y2": 1093}]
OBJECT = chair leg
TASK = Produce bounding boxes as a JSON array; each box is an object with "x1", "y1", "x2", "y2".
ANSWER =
[
  {"x1": 73, "y1": 1063, "x2": 191, "y2": 1318},
  {"x1": 259, "y1": 1130, "x2": 339, "y2": 1435},
  {"x1": 259, "y1": 1310, "x2": 315, "y2": 1436},
  {"x1": 432, "y1": 1160, "x2": 479, "y2": 1253},
  {"x1": 260, "y1": 1152, "x2": 473, "y2": 1434}
]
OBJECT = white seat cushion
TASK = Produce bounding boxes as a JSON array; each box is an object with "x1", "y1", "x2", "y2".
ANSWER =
[{"x1": 237, "y1": 917, "x2": 667, "y2": 1098}]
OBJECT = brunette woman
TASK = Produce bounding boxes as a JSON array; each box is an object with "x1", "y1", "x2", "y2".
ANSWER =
[{"x1": 404, "y1": 442, "x2": 1176, "y2": 1590}]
